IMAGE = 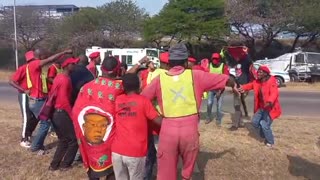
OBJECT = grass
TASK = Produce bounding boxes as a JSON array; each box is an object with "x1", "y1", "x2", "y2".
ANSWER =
[
  {"x1": 284, "y1": 82, "x2": 320, "y2": 92},
  {"x1": 0, "y1": 70, "x2": 13, "y2": 81},
  {"x1": 1, "y1": 101, "x2": 320, "y2": 180}
]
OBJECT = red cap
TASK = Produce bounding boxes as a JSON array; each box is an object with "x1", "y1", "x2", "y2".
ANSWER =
[
  {"x1": 89, "y1": 52, "x2": 100, "y2": 59},
  {"x1": 25, "y1": 51, "x2": 34, "y2": 62},
  {"x1": 159, "y1": 52, "x2": 169, "y2": 64},
  {"x1": 188, "y1": 57, "x2": 196, "y2": 63},
  {"x1": 61, "y1": 57, "x2": 80, "y2": 68},
  {"x1": 258, "y1": 65, "x2": 270, "y2": 74},
  {"x1": 211, "y1": 53, "x2": 221, "y2": 59},
  {"x1": 211, "y1": 53, "x2": 221, "y2": 65}
]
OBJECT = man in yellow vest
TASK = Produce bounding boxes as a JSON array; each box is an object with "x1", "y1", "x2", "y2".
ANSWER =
[
  {"x1": 205, "y1": 53, "x2": 230, "y2": 126},
  {"x1": 142, "y1": 43, "x2": 238, "y2": 180},
  {"x1": 28, "y1": 48, "x2": 73, "y2": 154}
]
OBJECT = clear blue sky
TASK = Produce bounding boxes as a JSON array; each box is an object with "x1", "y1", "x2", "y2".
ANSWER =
[{"x1": 1, "y1": 0, "x2": 168, "y2": 15}]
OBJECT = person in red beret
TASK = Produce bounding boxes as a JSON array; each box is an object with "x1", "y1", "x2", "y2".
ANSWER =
[
  {"x1": 239, "y1": 65, "x2": 282, "y2": 148},
  {"x1": 9, "y1": 51, "x2": 38, "y2": 148},
  {"x1": 87, "y1": 52, "x2": 101, "y2": 78},
  {"x1": 48, "y1": 57, "x2": 79, "y2": 171}
]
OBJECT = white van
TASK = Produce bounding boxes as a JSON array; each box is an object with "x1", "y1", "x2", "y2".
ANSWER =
[{"x1": 86, "y1": 47, "x2": 160, "y2": 76}]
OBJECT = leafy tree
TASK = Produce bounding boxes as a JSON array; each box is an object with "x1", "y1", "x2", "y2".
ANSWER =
[
  {"x1": 143, "y1": 0, "x2": 227, "y2": 47},
  {"x1": 99, "y1": 0, "x2": 149, "y2": 47},
  {"x1": 225, "y1": 0, "x2": 292, "y2": 59}
]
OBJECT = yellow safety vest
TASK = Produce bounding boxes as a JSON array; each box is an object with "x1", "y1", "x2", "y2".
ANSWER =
[
  {"x1": 160, "y1": 69, "x2": 198, "y2": 118},
  {"x1": 26, "y1": 65, "x2": 49, "y2": 94},
  {"x1": 210, "y1": 63, "x2": 224, "y2": 74},
  {"x1": 148, "y1": 69, "x2": 167, "y2": 114},
  {"x1": 53, "y1": 64, "x2": 63, "y2": 74}
]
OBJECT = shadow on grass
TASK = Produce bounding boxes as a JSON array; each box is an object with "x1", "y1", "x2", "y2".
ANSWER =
[
  {"x1": 245, "y1": 122, "x2": 264, "y2": 143},
  {"x1": 190, "y1": 148, "x2": 236, "y2": 180},
  {"x1": 287, "y1": 155, "x2": 320, "y2": 180},
  {"x1": 45, "y1": 141, "x2": 58, "y2": 150}
]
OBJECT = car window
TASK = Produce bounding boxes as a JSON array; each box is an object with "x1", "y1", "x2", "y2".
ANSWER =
[{"x1": 295, "y1": 53, "x2": 305, "y2": 63}]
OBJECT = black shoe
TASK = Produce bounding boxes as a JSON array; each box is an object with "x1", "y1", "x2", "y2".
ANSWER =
[
  {"x1": 205, "y1": 119, "x2": 212, "y2": 124},
  {"x1": 229, "y1": 126, "x2": 238, "y2": 131},
  {"x1": 48, "y1": 166, "x2": 59, "y2": 171},
  {"x1": 60, "y1": 166, "x2": 72, "y2": 171}
]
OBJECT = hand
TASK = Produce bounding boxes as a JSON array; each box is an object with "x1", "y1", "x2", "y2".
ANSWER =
[
  {"x1": 232, "y1": 84, "x2": 241, "y2": 96},
  {"x1": 24, "y1": 90, "x2": 30, "y2": 95},
  {"x1": 64, "y1": 49, "x2": 73, "y2": 54},
  {"x1": 238, "y1": 86, "x2": 245, "y2": 93},
  {"x1": 139, "y1": 56, "x2": 149, "y2": 64},
  {"x1": 264, "y1": 102, "x2": 272, "y2": 109}
]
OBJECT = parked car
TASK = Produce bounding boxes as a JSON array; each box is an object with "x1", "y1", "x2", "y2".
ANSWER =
[{"x1": 229, "y1": 63, "x2": 290, "y2": 87}]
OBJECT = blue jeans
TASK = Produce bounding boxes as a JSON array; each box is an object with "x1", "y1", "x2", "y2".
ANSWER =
[
  {"x1": 252, "y1": 109, "x2": 274, "y2": 144},
  {"x1": 29, "y1": 98, "x2": 51, "y2": 151},
  {"x1": 207, "y1": 91, "x2": 224, "y2": 124}
]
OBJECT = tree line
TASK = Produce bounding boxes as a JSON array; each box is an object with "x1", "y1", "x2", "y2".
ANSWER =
[{"x1": 0, "y1": 0, "x2": 319, "y2": 66}]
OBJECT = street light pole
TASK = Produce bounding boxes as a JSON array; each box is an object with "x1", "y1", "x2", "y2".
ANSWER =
[{"x1": 13, "y1": 0, "x2": 19, "y2": 69}]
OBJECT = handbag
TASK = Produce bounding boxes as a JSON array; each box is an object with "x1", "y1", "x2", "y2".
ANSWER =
[{"x1": 38, "y1": 89, "x2": 58, "y2": 121}]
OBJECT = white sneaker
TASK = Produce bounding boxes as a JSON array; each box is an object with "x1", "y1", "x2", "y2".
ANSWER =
[
  {"x1": 20, "y1": 141, "x2": 31, "y2": 148},
  {"x1": 266, "y1": 143, "x2": 273, "y2": 148}
]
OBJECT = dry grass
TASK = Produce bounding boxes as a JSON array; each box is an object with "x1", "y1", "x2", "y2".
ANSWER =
[
  {"x1": 285, "y1": 82, "x2": 320, "y2": 92},
  {"x1": 0, "y1": 70, "x2": 13, "y2": 81},
  {"x1": 1, "y1": 102, "x2": 320, "y2": 180}
]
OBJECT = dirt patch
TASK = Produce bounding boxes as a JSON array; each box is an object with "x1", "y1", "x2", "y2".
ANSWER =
[{"x1": 1, "y1": 102, "x2": 320, "y2": 180}]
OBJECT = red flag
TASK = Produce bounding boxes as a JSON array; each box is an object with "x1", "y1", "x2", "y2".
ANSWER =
[{"x1": 72, "y1": 77, "x2": 124, "y2": 173}]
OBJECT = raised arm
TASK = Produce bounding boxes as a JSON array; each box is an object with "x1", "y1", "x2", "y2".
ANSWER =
[{"x1": 39, "y1": 49, "x2": 73, "y2": 67}]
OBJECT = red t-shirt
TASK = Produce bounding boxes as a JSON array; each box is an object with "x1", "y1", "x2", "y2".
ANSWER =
[
  {"x1": 27, "y1": 60, "x2": 47, "y2": 98},
  {"x1": 48, "y1": 64, "x2": 59, "y2": 79},
  {"x1": 47, "y1": 64, "x2": 59, "y2": 91},
  {"x1": 139, "y1": 69, "x2": 149, "y2": 89},
  {"x1": 112, "y1": 94, "x2": 159, "y2": 157},
  {"x1": 11, "y1": 64, "x2": 28, "y2": 93},
  {"x1": 87, "y1": 61, "x2": 97, "y2": 78},
  {"x1": 51, "y1": 73, "x2": 73, "y2": 117}
]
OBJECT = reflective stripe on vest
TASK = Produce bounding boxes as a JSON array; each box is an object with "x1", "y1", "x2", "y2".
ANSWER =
[
  {"x1": 26, "y1": 65, "x2": 32, "y2": 89},
  {"x1": 210, "y1": 63, "x2": 224, "y2": 74},
  {"x1": 41, "y1": 67, "x2": 48, "y2": 93},
  {"x1": 53, "y1": 64, "x2": 63, "y2": 74},
  {"x1": 26, "y1": 65, "x2": 48, "y2": 93},
  {"x1": 160, "y1": 69, "x2": 197, "y2": 118}
]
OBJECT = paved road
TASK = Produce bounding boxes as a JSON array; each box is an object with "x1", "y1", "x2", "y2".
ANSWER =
[{"x1": 1, "y1": 82, "x2": 319, "y2": 117}]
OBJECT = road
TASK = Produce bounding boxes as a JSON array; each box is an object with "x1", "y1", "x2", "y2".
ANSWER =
[{"x1": 1, "y1": 82, "x2": 319, "y2": 117}]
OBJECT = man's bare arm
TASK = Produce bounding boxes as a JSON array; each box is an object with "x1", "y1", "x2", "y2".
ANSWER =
[{"x1": 39, "y1": 49, "x2": 73, "y2": 67}]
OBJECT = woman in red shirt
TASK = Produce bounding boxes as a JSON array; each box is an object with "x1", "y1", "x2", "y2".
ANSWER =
[{"x1": 49, "y1": 57, "x2": 79, "y2": 171}]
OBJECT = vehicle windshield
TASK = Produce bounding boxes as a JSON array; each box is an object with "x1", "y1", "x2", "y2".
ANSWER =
[
  {"x1": 146, "y1": 50, "x2": 159, "y2": 58},
  {"x1": 307, "y1": 53, "x2": 320, "y2": 64}
]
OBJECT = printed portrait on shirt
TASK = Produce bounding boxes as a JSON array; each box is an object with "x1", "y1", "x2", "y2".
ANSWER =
[{"x1": 78, "y1": 106, "x2": 114, "y2": 145}]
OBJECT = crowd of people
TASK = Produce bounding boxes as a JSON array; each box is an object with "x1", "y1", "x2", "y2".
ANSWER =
[{"x1": 9, "y1": 43, "x2": 281, "y2": 180}]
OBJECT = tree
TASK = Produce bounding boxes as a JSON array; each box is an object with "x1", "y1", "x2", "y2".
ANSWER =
[
  {"x1": 143, "y1": 0, "x2": 227, "y2": 47},
  {"x1": 225, "y1": 0, "x2": 292, "y2": 59},
  {"x1": 99, "y1": 0, "x2": 149, "y2": 47},
  {"x1": 0, "y1": 7, "x2": 54, "y2": 51},
  {"x1": 286, "y1": 0, "x2": 320, "y2": 52}
]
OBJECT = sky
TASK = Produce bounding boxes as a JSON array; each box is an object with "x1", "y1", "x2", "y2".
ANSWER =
[{"x1": 1, "y1": 0, "x2": 168, "y2": 15}]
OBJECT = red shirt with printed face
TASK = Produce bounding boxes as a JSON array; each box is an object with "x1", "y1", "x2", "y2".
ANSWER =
[
  {"x1": 112, "y1": 94, "x2": 159, "y2": 157},
  {"x1": 11, "y1": 64, "x2": 28, "y2": 93}
]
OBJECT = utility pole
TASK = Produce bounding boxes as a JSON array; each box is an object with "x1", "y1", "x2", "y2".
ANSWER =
[{"x1": 13, "y1": 0, "x2": 19, "y2": 69}]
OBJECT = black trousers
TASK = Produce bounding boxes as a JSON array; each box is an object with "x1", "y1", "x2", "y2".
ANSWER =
[
  {"x1": 18, "y1": 93, "x2": 39, "y2": 141},
  {"x1": 50, "y1": 110, "x2": 78, "y2": 169}
]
